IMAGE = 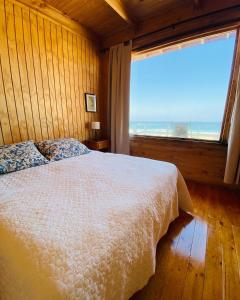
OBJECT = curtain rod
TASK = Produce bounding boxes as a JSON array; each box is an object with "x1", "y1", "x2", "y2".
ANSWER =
[
  {"x1": 100, "y1": 5, "x2": 240, "y2": 53},
  {"x1": 133, "y1": 20, "x2": 240, "y2": 53}
]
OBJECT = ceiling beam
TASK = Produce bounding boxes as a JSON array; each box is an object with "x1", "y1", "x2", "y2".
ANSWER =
[
  {"x1": 104, "y1": 0, "x2": 134, "y2": 25},
  {"x1": 193, "y1": 0, "x2": 202, "y2": 9},
  {"x1": 194, "y1": 0, "x2": 200, "y2": 7}
]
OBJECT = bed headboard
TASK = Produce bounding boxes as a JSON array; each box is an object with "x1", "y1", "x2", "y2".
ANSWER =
[{"x1": 0, "y1": 0, "x2": 101, "y2": 146}]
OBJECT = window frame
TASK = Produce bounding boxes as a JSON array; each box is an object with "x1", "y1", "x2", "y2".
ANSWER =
[
  {"x1": 221, "y1": 29, "x2": 240, "y2": 143},
  {"x1": 130, "y1": 26, "x2": 240, "y2": 144}
]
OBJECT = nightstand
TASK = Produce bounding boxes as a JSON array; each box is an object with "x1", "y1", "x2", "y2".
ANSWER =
[{"x1": 87, "y1": 140, "x2": 109, "y2": 151}]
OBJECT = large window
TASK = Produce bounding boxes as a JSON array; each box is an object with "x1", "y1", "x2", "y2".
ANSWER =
[{"x1": 130, "y1": 31, "x2": 236, "y2": 141}]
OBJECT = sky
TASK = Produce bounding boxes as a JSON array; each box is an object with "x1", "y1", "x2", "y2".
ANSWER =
[{"x1": 130, "y1": 33, "x2": 236, "y2": 123}]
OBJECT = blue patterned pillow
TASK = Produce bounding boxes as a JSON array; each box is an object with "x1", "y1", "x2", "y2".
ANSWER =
[
  {"x1": 0, "y1": 141, "x2": 49, "y2": 174},
  {"x1": 35, "y1": 138, "x2": 90, "y2": 161}
]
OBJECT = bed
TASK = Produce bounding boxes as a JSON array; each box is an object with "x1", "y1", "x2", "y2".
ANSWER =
[{"x1": 0, "y1": 151, "x2": 193, "y2": 300}]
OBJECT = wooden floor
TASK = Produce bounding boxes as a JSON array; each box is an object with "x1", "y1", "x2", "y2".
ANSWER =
[{"x1": 132, "y1": 181, "x2": 240, "y2": 300}]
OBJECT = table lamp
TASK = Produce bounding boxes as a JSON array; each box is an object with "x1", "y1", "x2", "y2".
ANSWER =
[{"x1": 91, "y1": 121, "x2": 100, "y2": 140}]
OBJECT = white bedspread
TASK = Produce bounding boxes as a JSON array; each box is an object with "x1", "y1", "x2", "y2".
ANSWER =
[{"x1": 0, "y1": 151, "x2": 192, "y2": 300}]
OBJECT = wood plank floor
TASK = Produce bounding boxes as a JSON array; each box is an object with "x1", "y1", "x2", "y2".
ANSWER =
[{"x1": 132, "y1": 181, "x2": 240, "y2": 300}]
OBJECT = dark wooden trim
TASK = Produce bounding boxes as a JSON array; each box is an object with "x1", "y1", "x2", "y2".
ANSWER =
[
  {"x1": 221, "y1": 29, "x2": 240, "y2": 142},
  {"x1": 132, "y1": 6, "x2": 240, "y2": 52},
  {"x1": 130, "y1": 135, "x2": 226, "y2": 147},
  {"x1": 130, "y1": 134, "x2": 223, "y2": 145},
  {"x1": 102, "y1": 4, "x2": 240, "y2": 50}
]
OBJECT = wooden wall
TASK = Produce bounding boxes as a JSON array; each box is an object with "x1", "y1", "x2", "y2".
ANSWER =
[
  {"x1": 0, "y1": 0, "x2": 101, "y2": 145},
  {"x1": 131, "y1": 136, "x2": 228, "y2": 185}
]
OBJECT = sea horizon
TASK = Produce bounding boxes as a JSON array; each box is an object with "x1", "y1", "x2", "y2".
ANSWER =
[{"x1": 129, "y1": 121, "x2": 221, "y2": 140}]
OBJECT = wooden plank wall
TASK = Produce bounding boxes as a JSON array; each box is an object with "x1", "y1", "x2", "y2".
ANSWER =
[
  {"x1": 130, "y1": 136, "x2": 228, "y2": 185},
  {"x1": 0, "y1": 0, "x2": 101, "y2": 145}
]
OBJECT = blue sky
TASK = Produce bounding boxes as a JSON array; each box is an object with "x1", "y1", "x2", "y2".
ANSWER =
[{"x1": 130, "y1": 33, "x2": 236, "y2": 123}]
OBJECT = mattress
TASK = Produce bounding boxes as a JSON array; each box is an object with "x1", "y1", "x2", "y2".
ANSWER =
[{"x1": 0, "y1": 151, "x2": 192, "y2": 300}]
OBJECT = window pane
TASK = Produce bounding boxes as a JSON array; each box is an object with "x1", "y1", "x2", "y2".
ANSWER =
[{"x1": 130, "y1": 31, "x2": 236, "y2": 141}]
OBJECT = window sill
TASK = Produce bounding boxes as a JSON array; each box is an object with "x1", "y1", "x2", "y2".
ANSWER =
[{"x1": 129, "y1": 134, "x2": 227, "y2": 146}]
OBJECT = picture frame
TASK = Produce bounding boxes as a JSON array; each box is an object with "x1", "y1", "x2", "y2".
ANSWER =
[{"x1": 85, "y1": 93, "x2": 97, "y2": 112}]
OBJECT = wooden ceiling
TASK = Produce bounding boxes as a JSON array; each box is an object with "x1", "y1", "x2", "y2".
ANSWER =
[
  {"x1": 121, "y1": 0, "x2": 183, "y2": 21},
  {"x1": 42, "y1": 0, "x2": 240, "y2": 47},
  {"x1": 46, "y1": 0, "x2": 134, "y2": 37},
  {"x1": 44, "y1": 0, "x2": 128, "y2": 38}
]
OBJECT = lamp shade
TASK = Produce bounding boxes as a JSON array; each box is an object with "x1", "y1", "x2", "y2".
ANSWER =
[{"x1": 91, "y1": 121, "x2": 100, "y2": 130}]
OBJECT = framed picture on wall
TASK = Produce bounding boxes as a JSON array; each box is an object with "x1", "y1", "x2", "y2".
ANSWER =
[{"x1": 85, "y1": 93, "x2": 97, "y2": 112}]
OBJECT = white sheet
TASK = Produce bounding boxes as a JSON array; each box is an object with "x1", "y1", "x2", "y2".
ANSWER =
[{"x1": 0, "y1": 151, "x2": 192, "y2": 300}]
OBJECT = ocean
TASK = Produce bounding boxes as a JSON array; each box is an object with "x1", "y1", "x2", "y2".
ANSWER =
[{"x1": 129, "y1": 121, "x2": 221, "y2": 140}]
